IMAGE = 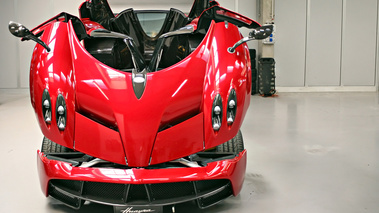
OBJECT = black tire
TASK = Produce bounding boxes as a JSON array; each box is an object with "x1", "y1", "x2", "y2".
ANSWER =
[
  {"x1": 216, "y1": 130, "x2": 244, "y2": 154},
  {"x1": 41, "y1": 137, "x2": 71, "y2": 153}
]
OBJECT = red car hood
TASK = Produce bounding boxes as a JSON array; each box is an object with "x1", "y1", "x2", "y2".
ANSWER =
[{"x1": 71, "y1": 32, "x2": 208, "y2": 167}]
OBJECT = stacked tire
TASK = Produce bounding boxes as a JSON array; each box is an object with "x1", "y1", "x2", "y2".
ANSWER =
[
  {"x1": 258, "y1": 58, "x2": 276, "y2": 97},
  {"x1": 249, "y1": 49, "x2": 258, "y2": 95}
]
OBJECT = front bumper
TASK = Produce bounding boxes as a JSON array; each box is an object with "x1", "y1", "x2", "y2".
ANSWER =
[{"x1": 37, "y1": 150, "x2": 247, "y2": 209}]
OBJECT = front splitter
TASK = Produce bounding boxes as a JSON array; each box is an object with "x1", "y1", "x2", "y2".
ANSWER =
[{"x1": 37, "y1": 150, "x2": 247, "y2": 209}]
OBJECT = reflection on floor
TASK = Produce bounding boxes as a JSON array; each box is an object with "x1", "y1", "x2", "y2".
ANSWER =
[{"x1": 0, "y1": 91, "x2": 378, "y2": 213}]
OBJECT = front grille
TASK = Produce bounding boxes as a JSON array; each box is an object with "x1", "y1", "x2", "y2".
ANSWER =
[
  {"x1": 127, "y1": 184, "x2": 148, "y2": 202},
  {"x1": 49, "y1": 179, "x2": 232, "y2": 207},
  {"x1": 82, "y1": 181, "x2": 125, "y2": 204},
  {"x1": 49, "y1": 185, "x2": 82, "y2": 209},
  {"x1": 197, "y1": 183, "x2": 233, "y2": 208},
  {"x1": 149, "y1": 182, "x2": 195, "y2": 200},
  {"x1": 53, "y1": 179, "x2": 82, "y2": 194}
]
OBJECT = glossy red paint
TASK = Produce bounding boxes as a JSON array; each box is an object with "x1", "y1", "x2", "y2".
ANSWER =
[
  {"x1": 18, "y1": 0, "x2": 265, "y2": 208},
  {"x1": 150, "y1": 113, "x2": 204, "y2": 165},
  {"x1": 69, "y1": 21, "x2": 206, "y2": 166},
  {"x1": 81, "y1": 18, "x2": 105, "y2": 34},
  {"x1": 189, "y1": 18, "x2": 199, "y2": 31},
  {"x1": 37, "y1": 149, "x2": 247, "y2": 197},
  {"x1": 30, "y1": 21, "x2": 76, "y2": 150},
  {"x1": 74, "y1": 113, "x2": 126, "y2": 165},
  {"x1": 66, "y1": 19, "x2": 250, "y2": 167},
  {"x1": 202, "y1": 22, "x2": 252, "y2": 150},
  {"x1": 29, "y1": 14, "x2": 252, "y2": 168}
]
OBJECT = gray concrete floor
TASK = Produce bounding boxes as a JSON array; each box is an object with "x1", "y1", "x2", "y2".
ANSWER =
[{"x1": 0, "y1": 91, "x2": 378, "y2": 213}]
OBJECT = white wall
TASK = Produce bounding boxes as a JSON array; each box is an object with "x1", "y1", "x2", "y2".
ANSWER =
[
  {"x1": 1, "y1": 0, "x2": 18, "y2": 88},
  {"x1": 275, "y1": 0, "x2": 379, "y2": 89},
  {"x1": 341, "y1": 0, "x2": 377, "y2": 86},
  {"x1": 1, "y1": 0, "x2": 79, "y2": 89},
  {"x1": 274, "y1": 0, "x2": 307, "y2": 87},
  {"x1": 1, "y1": 0, "x2": 378, "y2": 90}
]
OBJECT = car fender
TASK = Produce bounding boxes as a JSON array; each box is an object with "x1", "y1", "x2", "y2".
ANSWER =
[
  {"x1": 202, "y1": 21, "x2": 251, "y2": 149},
  {"x1": 30, "y1": 20, "x2": 76, "y2": 149}
]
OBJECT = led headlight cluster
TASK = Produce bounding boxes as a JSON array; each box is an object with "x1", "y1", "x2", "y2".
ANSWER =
[
  {"x1": 211, "y1": 89, "x2": 237, "y2": 131},
  {"x1": 227, "y1": 89, "x2": 237, "y2": 125},
  {"x1": 42, "y1": 89, "x2": 52, "y2": 124},
  {"x1": 42, "y1": 90, "x2": 67, "y2": 131},
  {"x1": 212, "y1": 94, "x2": 222, "y2": 131},
  {"x1": 56, "y1": 94, "x2": 67, "y2": 131}
]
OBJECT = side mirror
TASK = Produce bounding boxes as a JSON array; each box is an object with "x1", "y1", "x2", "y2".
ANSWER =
[
  {"x1": 8, "y1": 21, "x2": 51, "y2": 52},
  {"x1": 9, "y1": 21, "x2": 31, "y2": 38},
  {"x1": 228, "y1": 25, "x2": 273, "y2": 53},
  {"x1": 250, "y1": 25, "x2": 273, "y2": 39}
]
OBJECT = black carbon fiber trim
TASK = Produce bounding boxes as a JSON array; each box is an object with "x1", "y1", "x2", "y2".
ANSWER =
[{"x1": 48, "y1": 179, "x2": 232, "y2": 208}]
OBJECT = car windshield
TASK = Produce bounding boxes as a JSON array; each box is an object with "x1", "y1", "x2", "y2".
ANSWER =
[
  {"x1": 107, "y1": 0, "x2": 194, "y2": 37},
  {"x1": 135, "y1": 11, "x2": 168, "y2": 37}
]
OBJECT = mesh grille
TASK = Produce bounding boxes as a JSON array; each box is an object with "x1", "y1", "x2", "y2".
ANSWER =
[
  {"x1": 195, "y1": 179, "x2": 229, "y2": 194},
  {"x1": 82, "y1": 181, "x2": 125, "y2": 204},
  {"x1": 49, "y1": 185, "x2": 82, "y2": 209},
  {"x1": 53, "y1": 179, "x2": 82, "y2": 194},
  {"x1": 127, "y1": 184, "x2": 149, "y2": 202},
  {"x1": 150, "y1": 182, "x2": 195, "y2": 200},
  {"x1": 197, "y1": 183, "x2": 233, "y2": 208},
  {"x1": 49, "y1": 179, "x2": 231, "y2": 207}
]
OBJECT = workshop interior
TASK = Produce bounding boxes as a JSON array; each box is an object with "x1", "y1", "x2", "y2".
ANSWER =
[{"x1": 1, "y1": 0, "x2": 378, "y2": 213}]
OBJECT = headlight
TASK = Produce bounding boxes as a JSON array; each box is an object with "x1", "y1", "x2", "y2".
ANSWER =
[
  {"x1": 42, "y1": 89, "x2": 52, "y2": 124},
  {"x1": 227, "y1": 89, "x2": 237, "y2": 125},
  {"x1": 56, "y1": 94, "x2": 67, "y2": 131},
  {"x1": 212, "y1": 94, "x2": 223, "y2": 131}
]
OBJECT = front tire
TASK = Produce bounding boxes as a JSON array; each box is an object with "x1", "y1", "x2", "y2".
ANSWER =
[
  {"x1": 41, "y1": 137, "x2": 71, "y2": 153},
  {"x1": 216, "y1": 130, "x2": 245, "y2": 154}
]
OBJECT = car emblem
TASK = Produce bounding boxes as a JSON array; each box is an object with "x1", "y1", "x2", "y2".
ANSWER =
[{"x1": 115, "y1": 206, "x2": 162, "y2": 213}]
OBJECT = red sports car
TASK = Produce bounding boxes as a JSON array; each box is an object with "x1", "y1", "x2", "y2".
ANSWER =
[{"x1": 9, "y1": 0, "x2": 272, "y2": 212}]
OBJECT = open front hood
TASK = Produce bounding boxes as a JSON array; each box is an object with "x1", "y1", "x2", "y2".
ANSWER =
[
  {"x1": 72, "y1": 25, "x2": 208, "y2": 167},
  {"x1": 29, "y1": 8, "x2": 253, "y2": 168}
]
